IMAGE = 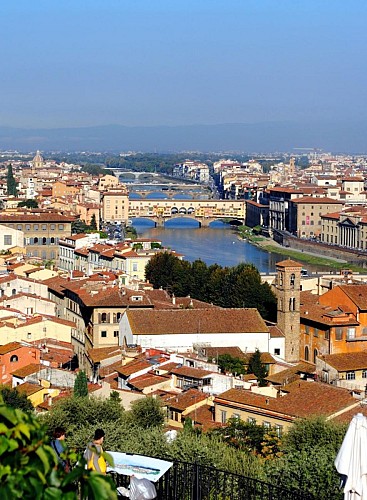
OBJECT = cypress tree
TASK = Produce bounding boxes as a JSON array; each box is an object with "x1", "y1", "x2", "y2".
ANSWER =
[
  {"x1": 7, "y1": 164, "x2": 17, "y2": 196},
  {"x1": 74, "y1": 370, "x2": 88, "y2": 397}
]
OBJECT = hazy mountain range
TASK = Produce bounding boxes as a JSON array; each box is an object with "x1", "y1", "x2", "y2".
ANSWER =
[{"x1": 0, "y1": 121, "x2": 365, "y2": 153}]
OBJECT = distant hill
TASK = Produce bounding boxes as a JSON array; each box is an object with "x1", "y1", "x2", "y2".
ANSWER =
[{"x1": 0, "y1": 121, "x2": 365, "y2": 153}]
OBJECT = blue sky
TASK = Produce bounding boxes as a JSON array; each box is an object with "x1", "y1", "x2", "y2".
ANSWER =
[{"x1": 2, "y1": 0, "x2": 367, "y2": 129}]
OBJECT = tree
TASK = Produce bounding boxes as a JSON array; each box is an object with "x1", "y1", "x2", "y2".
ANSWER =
[
  {"x1": 210, "y1": 417, "x2": 266, "y2": 454},
  {"x1": 7, "y1": 164, "x2": 17, "y2": 196},
  {"x1": 217, "y1": 354, "x2": 245, "y2": 375},
  {"x1": 0, "y1": 386, "x2": 33, "y2": 412},
  {"x1": 89, "y1": 214, "x2": 98, "y2": 231},
  {"x1": 0, "y1": 398, "x2": 117, "y2": 499},
  {"x1": 72, "y1": 219, "x2": 89, "y2": 234},
  {"x1": 18, "y1": 199, "x2": 38, "y2": 208},
  {"x1": 247, "y1": 349, "x2": 268, "y2": 386},
  {"x1": 74, "y1": 371, "x2": 88, "y2": 397},
  {"x1": 128, "y1": 397, "x2": 165, "y2": 429}
]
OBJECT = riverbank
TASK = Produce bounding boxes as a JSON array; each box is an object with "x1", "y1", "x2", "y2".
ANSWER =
[{"x1": 246, "y1": 235, "x2": 367, "y2": 273}]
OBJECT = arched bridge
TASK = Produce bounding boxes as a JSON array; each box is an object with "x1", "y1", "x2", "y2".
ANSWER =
[{"x1": 129, "y1": 199, "x2": 246, "y2": 227}]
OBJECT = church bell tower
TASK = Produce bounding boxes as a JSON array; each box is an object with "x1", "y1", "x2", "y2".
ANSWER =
[{"x1": 274, "y1": 259, "x2": 302, "y2": 363}]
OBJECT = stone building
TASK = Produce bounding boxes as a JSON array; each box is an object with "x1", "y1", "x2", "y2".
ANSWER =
[{"x1": 273, "y1": 259, "x2": 302, "y2": 363}]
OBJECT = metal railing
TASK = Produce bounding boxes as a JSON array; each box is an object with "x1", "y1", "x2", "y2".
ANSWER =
[{"x1": 109, "y1": 459, "x2": 315, "y2": 500}]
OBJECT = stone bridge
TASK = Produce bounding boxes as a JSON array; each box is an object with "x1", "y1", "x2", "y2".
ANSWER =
[{"x1": 129, "y1": 198, "x2": 246, "y2": 227}]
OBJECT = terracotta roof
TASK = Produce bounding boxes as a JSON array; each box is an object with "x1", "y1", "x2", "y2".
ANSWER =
[
  {"x1": 126, "y1": 308, "x2": 268, "y2": 335},
  {"x1": 291, "y1": 196, "x2": 344, "y2": 204},
  {"x1": 215, "y1": 380, "x2": 357, "y2": 420},
  {"x1": 158, "y1": 362, "x2": 181, "y2": 372},
  {"x1": 11, "y1": 363, "x2": 42, "y2": 378},
  {"x1": 204, "y1": 346, "x2": 245, "y2": 360},
  {"x1": 339, "y1": 285, "x2": 367, "y2": 311},
  {"x1": 321, "y1": 351, "x2": 367, "y2": 372},
  {"x1": 116, "y1": 360, "x2": 152, "y2": 377},
  {"x1": 170, "y1": 366, "x2": 213, "y2": 379},
  {"x1": 269, "y1": 326, "x2": 285, "y2": 338},
  {"x1": 276, "y1": 259, "x2": 303, "y2": 268},
  {"x1": 16, "y1": 382, "x2": 43, "y2": 396},
  {"x1": 185, "y1": 404, "x2": 219, "y2": 430},
  {"x1": 266, "y1": 362, "x2": 315, "y2": 385},
  {"x1": 87, "y1": 346, "x2": 123, "y2": 363},
  {"x1": 0, "y1": 341, "x2": 22, "y2": 354},
  {"x1": 0, "y1": 212, "x2": 75, "y2": 222},
  {"x1": 128, "y1": 372, "x2": 170, "y2": 390},
  {"x1": 166, "y1": 388, "x2": 207, "y2": 411},
  {"x1": 300, "y1": 290, "x2": 358, "y2": 326}
]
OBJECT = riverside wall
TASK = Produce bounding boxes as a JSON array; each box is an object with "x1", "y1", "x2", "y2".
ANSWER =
[{"x1": 277, "y1": 232, "x2": 367, "y2": 264}]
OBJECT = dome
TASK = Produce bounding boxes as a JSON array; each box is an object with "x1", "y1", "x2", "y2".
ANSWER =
[{"x1": 33, "y1": 150, "x2": 44, "y2": 163}]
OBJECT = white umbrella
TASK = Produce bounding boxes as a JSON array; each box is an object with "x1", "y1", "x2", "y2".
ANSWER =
[{"x1": 335, "y1": 412, "x2": 367, "y2": 499}]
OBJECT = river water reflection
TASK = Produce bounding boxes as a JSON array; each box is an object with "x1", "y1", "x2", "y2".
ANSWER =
[{"x1": 132, "y1": 218, "x2": 305, "y2": 273}]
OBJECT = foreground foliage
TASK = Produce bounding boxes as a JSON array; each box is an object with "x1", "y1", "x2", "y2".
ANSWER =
[
  {"x1": 38, "y1": 395, "x2": 349, "y2": 499},
  {"x1": 0, "y1": 398, "x2": 117, "y2": 499}
]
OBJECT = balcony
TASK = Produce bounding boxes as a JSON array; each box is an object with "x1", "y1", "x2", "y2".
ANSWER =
[{"x1": 109, "y1": 459, "x2": 314, "y2": 499}]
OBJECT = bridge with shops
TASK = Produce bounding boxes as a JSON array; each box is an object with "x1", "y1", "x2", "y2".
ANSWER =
[{"x1": 128, "y1": 198, "x2": 246, "y2": 227}]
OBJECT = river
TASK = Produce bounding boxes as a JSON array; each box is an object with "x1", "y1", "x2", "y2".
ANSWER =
[{"x1": 132, "y1": 218, "x2": 296, "y2": 273}]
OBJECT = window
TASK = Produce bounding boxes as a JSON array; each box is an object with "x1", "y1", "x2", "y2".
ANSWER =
[
  {"x1": 325, "y1": 330, "x2": 330, "y2": 340},
  {"x1": 305, "y1": 325, "x2": 310, "y2": 335},
  {"x1": 42, "y1": 237, "x2": 47, "y2": 245},
  {"x1": 114, "y1": 330, "x2": 119, "y2": 338},
  {"x1": 275, "y1": 424, "x2": 283, "y2": 437},
  {"x1": 305, "y1": 346, "x2": 309, "y2": 361},
  {"x1": 221, "y1": 410, "x2": 227, "y2": 424},
  {"x1": 101, "y1": 313, "x2": 107, "y2": 323},
  {"x1": 347, "y1": 328, "x2": 356, "y2": 340},
  {"x1": 314, "y1": 328, "x2": 319, "y2": 337},
  {"x1": 42, "y1": 224, "x2": 47, "y2": 231},
  {"x1": 247, "y1": 417, "x2": 256, "y2": 424},
  {"x1": 335, "y1": 327, "x2": 343, "y2": 340},
  {"x1": 289, "y1": 297, "x2": 296, "y2": 311},
  {"x1": 132, "y1": 263, "x2": 138, "y2": 272},
  {"x1": 101, "y1": 331, "x2": 107, "y2": 338},
  {"x1": 50, "y1": 224, "x2": 55, "y2": 230},
  {"x1": 263, "y1": 421, "x2": 271, "y2": 429},
  {"x1": 27, "y1": 333, "x2": 32, "y2": 339},
  {"x1": 17, "y1": 225, "x2": 22, "y2": 231},
  {"x1": 34, "y1": 237, "x2": 39, "y2": 244},
  {"x1": 346, "y1": 371, "x2": 355, "y2": 380},
  {"x1": 274, "y1": 348, "x2": 280, "y2": 356},
  {"x1": 10, "y1": 355, "x2": 18, "y2": 362},
  {"x1": 58, "y1": 224, "x2": 64, "y2": 230},
  {"x1": 25, "y1": 224, "x2": 31, "y2": 231},
  {"x1": 362, "y1": 370, "x2": 367, "y2": 379},
  {"x1": 232, "y1": 413, "x2": 240, "y2": 419},
  {"x1": 290, "y1": 273, "x2": 295, "y2": 286},
  {"x1": 313, "y1": 349, "x2": 318, "y2": 363},
  {"x1": 4, "y1": 235, "x2": 12, "y2": 246},
  {"x1": 34, "y1": 224, "x2": 39, "y2": 230},
  {"x1": 12, "y1": 289, "x2": 16, "y2": 295}
]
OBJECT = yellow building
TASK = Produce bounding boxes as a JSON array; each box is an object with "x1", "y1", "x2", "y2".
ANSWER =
[
  {"x1": 214, "y1": 380, "x2": 359, "y2": 435},
  {"x1": 102, "y1": 190, "x2": 129, "y2": 224},
  {"x1": 0, "y1": 315, "x2": 76, "y2": 345},
  {"x1": 15, "y1": 380, "x2": 60, "y2": 408}
]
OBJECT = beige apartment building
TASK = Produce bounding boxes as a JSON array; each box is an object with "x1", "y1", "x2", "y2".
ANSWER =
[
  {"x1": 288, "y1": 197, "x2": 344, "y2": 239},
  {"x1": 0, "y1": 211, "x2": 74, "y2": 260},
  {"x1": 321, "y1": 208, "x2": 367, "y2": 249},
  {"x1": 101, "y1": 190, "x2": 129, "y2": 224}
]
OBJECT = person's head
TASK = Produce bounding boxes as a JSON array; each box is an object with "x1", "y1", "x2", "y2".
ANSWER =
[
  {"x1": 54, "y1": 427, "x2": 66, "y2": 440},
  {"x1": 93, "y1": 428, "x2": 105, "y2": 444}
]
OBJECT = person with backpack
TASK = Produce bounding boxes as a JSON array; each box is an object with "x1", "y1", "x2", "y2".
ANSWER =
[
  {"x1": 51, "y1": 427, "x2": 70, "y2": 472},
  {"x1": 84, "y1": 428, "x2": 107, "y2": 475}
]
